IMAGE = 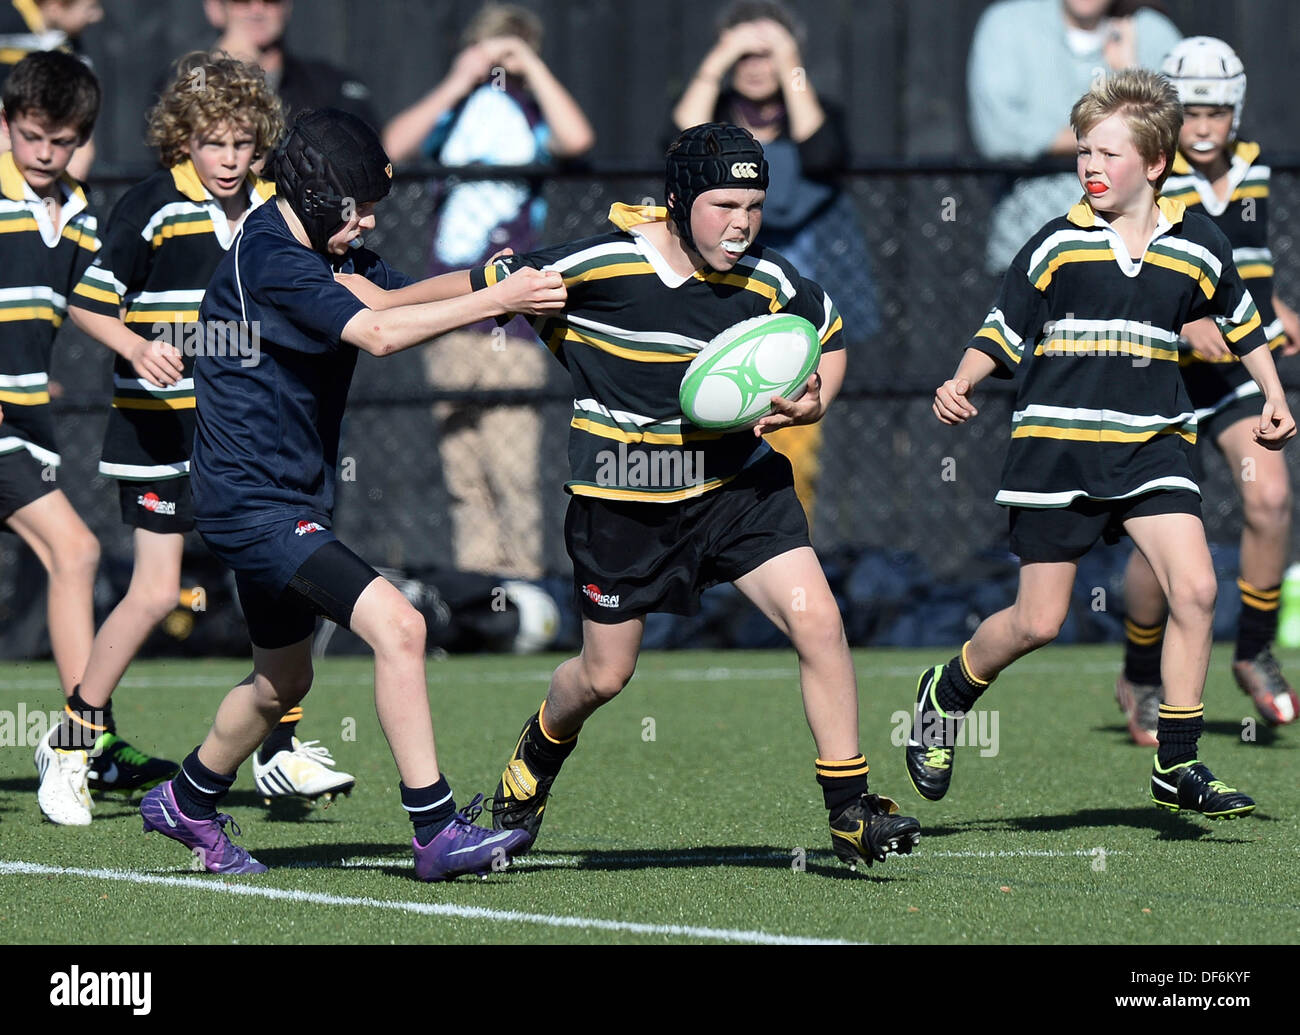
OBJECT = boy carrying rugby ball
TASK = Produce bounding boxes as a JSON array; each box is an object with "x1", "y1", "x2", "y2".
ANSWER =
[{"x1": 347, "y1": 122, "x2": 921, "y2": 871}]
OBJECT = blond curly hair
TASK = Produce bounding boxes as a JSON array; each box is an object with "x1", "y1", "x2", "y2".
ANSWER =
[{"x1": 147, "y1": 51, "x2": 285, "y2": 168}]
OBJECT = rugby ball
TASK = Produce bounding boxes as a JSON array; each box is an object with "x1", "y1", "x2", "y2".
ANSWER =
[{"x1": 680, "y1": 313, "x2": 822, "y2": 431}]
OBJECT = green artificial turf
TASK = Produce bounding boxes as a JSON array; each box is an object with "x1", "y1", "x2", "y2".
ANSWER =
[{"x1": 1, "y1": 645, "x2": 1295, "y2": 944}]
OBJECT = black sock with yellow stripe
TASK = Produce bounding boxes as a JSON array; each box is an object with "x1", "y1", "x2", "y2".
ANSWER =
[
  {"x1": 258, "y1": 706, "x2": 303, "y2": 764},
  {"x1": 51, "y1": 688, "x2": 112, "y2": 750},
  {"x1": 1235, "y1": 579, "x2": 1280, "y2": 661},
  {"x1": 935, "y1": 642, "x2": 991, "y2": 716},
  {"x1": 1156, "y1": 704, "x2": 1204, "y2": 769},
  {"x1": 522, "y1": 701, "x2": 579, "y2": 777},
  {"x1": 816, "y1": 755, "x2": 869, "y2": 820},
  {"x1": 1123, "y1": 618, "x2": 1164, "y2": 685}
]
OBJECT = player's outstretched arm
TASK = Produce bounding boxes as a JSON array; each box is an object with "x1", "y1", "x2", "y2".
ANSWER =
[
  {"x1": 1238, "y1": 344, "x2": 1297, "y2": 448},
  {"x1": 342, "y1": 267, "x2": 564, "y2": 357},
  {"x1": 336, "y1": 270, "x2": 474, "y2": 311},
  {"x1": 69, "y1": 305, "x2": 184, "y2": 388},
  {"x1": 935, "y1": 348, "x2": 999, "y2": 425}
]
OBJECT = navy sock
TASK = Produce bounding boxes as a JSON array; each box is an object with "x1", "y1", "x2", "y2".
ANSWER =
[
  {"x1": 935, "y1": 645, "x2": 990, "y2": 716},
  {"x1": 1156, "y1": 705, "x2": 1204, "y2": 769},
  {"x1": 402, "y1": 777, "x2": 456, "y2": 846},
  {"x1": 259, "y1": 708, "x2": 301, "y2": 764},
  {"x1": 1123, "y1": 619, "x2": 1164, "y2": 685},
  {"x1": 171, "y1": 749, "x2": 235, "y2": 820},
  {"x1": 51, "y1": 688, "x2": 111, "y2": 750},
  {"x1": 815, "y1": 755, "x2": 870, "y2": 820},
  {"x1": 1236, "y1": 580, "x2": 1280, "y2": 661}
]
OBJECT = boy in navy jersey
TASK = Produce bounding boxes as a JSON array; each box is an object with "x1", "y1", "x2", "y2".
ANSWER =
[
  {"x1": 63, "y1": 53, "x2": 334, "y2": 817},
  {"x1": 912, "y1": 70, "x2": 1294, "y2": 819},
  {"x1": 138, "y1": 109, "x2": 565, "y2": 878},
  {"x1": 1115, "y1": 38, "x2": 1300, "y2": 741}
]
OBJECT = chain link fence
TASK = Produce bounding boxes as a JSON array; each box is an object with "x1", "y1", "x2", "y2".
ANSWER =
[{"x1": 5, "y1": 164, "x2": 1300, "y2": 649}]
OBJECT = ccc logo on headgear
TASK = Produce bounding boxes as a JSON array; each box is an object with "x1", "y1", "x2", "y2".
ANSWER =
[{"x1": 731, "y1": 162, "x2": 758, "y2": 178}]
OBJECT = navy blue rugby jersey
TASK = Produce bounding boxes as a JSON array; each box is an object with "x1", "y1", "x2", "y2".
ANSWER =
[{"x1": 191, "y1": 201, "x2": 410, "y2": 528}]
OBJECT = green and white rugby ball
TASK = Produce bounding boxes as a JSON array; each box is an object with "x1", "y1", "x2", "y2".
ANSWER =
[{"x1": 680, "y1": 313, "x2": 822, "y2": 431}]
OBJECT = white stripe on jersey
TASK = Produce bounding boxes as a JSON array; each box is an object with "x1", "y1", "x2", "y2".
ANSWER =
[
  {"x1": 572, "y1": 397, "x2": 680, "y2": 428},
  {"x1": 99, "y1": 460, "x2": 190, "y2": 479},
  {"x1": 0, "y1": 372, "x2": 49, "y2": 388},
  {"x1": 112, "y1": 375, "x2": 195, "y2": 394},
  {"x1": 0, "y1": 437, "x2": 60, "y2": 466},
  {"x1": 1044, "y1": 317, "x2": 1180, "y2": 345},
  {"x1": 0, "y1": 285, "x2": 66, "y2": 310},
  {"x1": 565, "y1": 312, "x2": 709, "y2": 352},
  {"x1": 1011, "y1": 404, "x2": 1196, "y2": 428},
  {"x1": 996, "y1": 476, "x2": 1201, "y2": 508}
]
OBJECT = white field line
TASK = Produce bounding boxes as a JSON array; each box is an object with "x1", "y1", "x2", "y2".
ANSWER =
[
  {"x1": 325, "y1": 848, "x2": 1121, "y2": 870},
  {"x1": 0, "y1": 860, "x2": 853, "y2": 945},
  {"x1": 0, "y1": 659, "x2": 1132, "y2": 692}
]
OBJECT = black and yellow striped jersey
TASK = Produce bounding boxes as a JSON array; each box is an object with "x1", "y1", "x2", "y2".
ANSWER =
[
  {"x1": 0, "y1": 0, "x2": 74, "y2": 90},
  {"x1": 970, "y1": 196, "x2": 1268, "y2": 508},
  {"x1": 0, "y1": 150, "x2": 99, "y2": 466},
  {"x1": 70, "y1": 160, "x2": 274, "y2": 480},
  {"x1": 468, "y1": 203, "x2": 843, "y2": 503},
  {"x1": 1162, "y1": 141, "x2": 1281, "y2": 355}
]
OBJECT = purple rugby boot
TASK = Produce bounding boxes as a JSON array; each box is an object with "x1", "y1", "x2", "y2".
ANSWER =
[
  {"x1": 141, "y1": 781, "x2": 268, "y2": 875},
  {"x1": 414, "y1": 793, "x2": 529, "y2": 882}
]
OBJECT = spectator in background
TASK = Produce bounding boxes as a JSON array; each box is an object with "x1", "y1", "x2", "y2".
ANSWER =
[
  {"x1": 0, "y1": 0, "x2": 102, "y2": 179},
  {"x1": 383, "y1": 2, "x2": 594, "y2": 581},
  {"x1": 197, "y1": 0, "x2": 378, "y2": 129},
  {"x1": 672, "y1": 0, "x2": 878, "y2": 528},
  {"x1": 969, "y1": 0, "x2": 1180, "y2": 272}
]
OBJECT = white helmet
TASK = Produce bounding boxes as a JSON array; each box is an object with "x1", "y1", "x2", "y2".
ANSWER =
[{"x1": 1161, "y1": 36, "x2": 1246, "y2": 138}]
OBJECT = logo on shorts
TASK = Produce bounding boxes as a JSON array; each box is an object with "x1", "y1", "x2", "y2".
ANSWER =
[
  {"x1": 137, "y1": 492, "x2": 176, "y2": 516},
  {"x1": 295, "y1": 520, "x2": 325, "y2": 536},
  {"x1": 582, "y1": 583, "x2": 620, "y2": 608}
]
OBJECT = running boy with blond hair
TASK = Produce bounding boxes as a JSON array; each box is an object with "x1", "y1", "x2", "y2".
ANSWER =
[
  {"x1": 910, "y1": 69, "x2": 1294, "y2": 818},
  {"x1": 59, "y1": 53, "x2": 349, "y2": 820}
]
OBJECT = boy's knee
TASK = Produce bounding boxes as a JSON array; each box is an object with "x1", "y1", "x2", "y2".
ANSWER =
[
  {"x1": 584, "y1": 660, "x2": 635, "y2": 703},
  {"x1": 54, "y1": 530, "x2": 99, "y2": 577},
  {"x1": 135, "y1": 582, "x2": 182, "y2": 623},
  {"x1": 1242, "y1": 477, "x2": 1291, "y2": 527},
  {"x1": 254, "y1": 665, "x2": 314, "y2": 710},
  {"x1": 1016, "y1": 609, "x2": 1064, "y2": 650},
  {"x1": 372, "y1": 603, "x2": 426, "y2": 657},
  {"x1": 1169, "y1": 572, "x2": 1217, "y2": 618}
]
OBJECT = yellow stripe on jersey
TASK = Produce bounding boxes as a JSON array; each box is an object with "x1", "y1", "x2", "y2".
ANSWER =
[
  {"x1": 563, "y1": 261, "x2": 656, "y2": 286},
  {"x1": 821, "y1": 315, "x2": 843, "y2": 344},
  {"x1": 558, "y1": 326, "x2": 694, "y2": 364},
  {"x1": 0, "y1": 216, "x2": 40, "y2": 235},
  {"x1": 0, "y1": 389, "x2": 51, "y2": 404},
  {"x1": 61, "y1": 225, "x2": 99, "y2": 251},
  {"x1": 1232, "y1": 184, "x2": 1268, "y2": 201},
  {"x1": 72, "y1": 282, "x2": 118, "y2": 305},
  {"x1": 569, "y1": 417, "x2": 723, "y2": 445},
  {"x1": 1237, "y1": 263, "x2": 1274, "y2": 279},
  {"x1": 151, "y1": 220, "x2": 215, "y2": 247},
  {"x1": 694, "y1": 269, "x2": 781, "y2": 311},
  {"x1": 1224, "y1": 310, "x2": 1262, "y2": 344},
  {"x1": 975, "y1": 325, "x2": 1019, "y2": 366},
  {"x1": 112, "y1": 396, "x2": 197, "y2": 411},
  {"x1": 124, "y1": 310, "x2": 200, "y2": 324},
  {"x1": 1011, "y1": 425, "x2": 1196, "y2": 445},
  {"x1": 1143, "y1": 250, "x2": 1215, "y2": 298},
  {"x1": 0, "y1": 305, "x2": 61, "y2": 325},
  {"x1": 569, "y1": 477, "x2": 733, "y2": 503},
  {"x1": 1032, "y1": 248, "x2": 1115, "y2": 291}
]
